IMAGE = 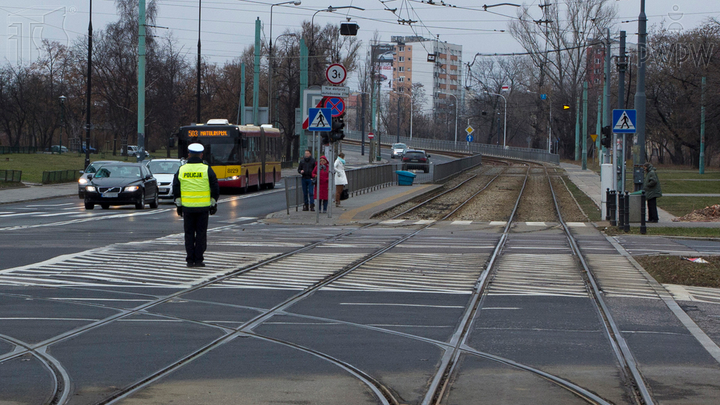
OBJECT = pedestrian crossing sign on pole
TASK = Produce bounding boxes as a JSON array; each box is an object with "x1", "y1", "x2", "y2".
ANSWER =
[
  {"x1": 612, "y1": 109, "x2": 637, "y2": 133},
  {"x1": 308, "y1": 108, "x2": 332, "y2": 132}
]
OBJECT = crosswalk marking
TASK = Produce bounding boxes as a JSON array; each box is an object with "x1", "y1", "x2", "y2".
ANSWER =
[
  {"x1": 323, "y1": 253, "x2": 487, "y2": 294},
  {"x1": 489, "y1": 221, "x2": 507, "y2": 226},
  {"x1": 583, "y1": 254, "x2": 659, "y2": 299},
  {"x1": 488, "y1": 254, "x2": 587, "y2": 297},
  {"x1": 524, "y1": 222, "x2": 547, "y2": 226},
  {"x1": 664, "y1": 284, "x2": 720, "y2": 304},
  {"x1": 380, "y1": 220, "x2": 405, "y2": 225},
  {"x1": 566, "y1": 222, "x2": 587, "y2": 227}
]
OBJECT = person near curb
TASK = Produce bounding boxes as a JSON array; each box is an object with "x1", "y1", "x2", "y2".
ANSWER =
[
  {"x1": 173, "y1": 143, "x2": 219, "y2": 267},
  {"x1": 313, "y1": 155, "x2": 330, "y2": 213},
  {"x1": 334, "y1": 152, "x2": 347, "y2": 208},
  {"x1": 298, "y1": 150, "x2": 316, "y2": 211},
  {"x1": 643, "y1": 162, "x2": 662, "y2": 223}
]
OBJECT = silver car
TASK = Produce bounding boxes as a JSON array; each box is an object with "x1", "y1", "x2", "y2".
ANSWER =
[
  {"x1": 391, "y1": 143, "x2": 408, "y2": 159},
  {"x1": 147, "y1": 159, "x2": 184, "y2": 201}
]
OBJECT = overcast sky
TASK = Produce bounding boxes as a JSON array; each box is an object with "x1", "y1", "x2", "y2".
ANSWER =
[{"x1": 1, "y1": 0, "x2": 716, "y2": 82}]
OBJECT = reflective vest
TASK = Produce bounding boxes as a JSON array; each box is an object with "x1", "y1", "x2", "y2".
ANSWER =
[{"x1": 178, "y1": 163, "x2": 211, "y2": 207}]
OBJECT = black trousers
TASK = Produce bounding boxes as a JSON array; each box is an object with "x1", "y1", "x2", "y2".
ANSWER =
[
  {"x1": 184, "y1": 211, "x2": 209, "y2": 263},
  {"x1": 647, "y1": 197, "x2": 659, "y2": 222}
]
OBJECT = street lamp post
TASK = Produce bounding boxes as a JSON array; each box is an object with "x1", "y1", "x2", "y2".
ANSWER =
[
  {"x1": 59, "y1": 95, "x2": 66, "y2": 155},
  {"x1": 197, "y1": 0, "x2": 201, "y2": 124},
  {"x1": 439, "y1": 92, "x2": 458, "y2": 146},
  {"x1": 396, "y1": 92, "x2": 413, "y2": 141},
  {"x1": 353, "y1": 91, "x2": 370, "y2": 155},
  {"x1": 310, "y1": 5, "x2": 364, "y2": 84},
  {"x1": 269, "y1": 1, "x2": 301, "y2": 126},
  {"x1": 486, "y1": 92, "x2": 507, "y2": 148},
  {"x1": 85, "y1": 0, "x2": 93, "y2": 169}
]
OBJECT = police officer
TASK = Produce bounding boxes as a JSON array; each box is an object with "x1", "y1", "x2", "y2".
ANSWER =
[{"x1": 173, "y1": 143, "x2": 219, "y2": 267}]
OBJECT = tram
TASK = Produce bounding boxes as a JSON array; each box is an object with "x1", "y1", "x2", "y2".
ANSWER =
[{"x1": 177, "y1": 119, "x2": 282, "y2": 191}]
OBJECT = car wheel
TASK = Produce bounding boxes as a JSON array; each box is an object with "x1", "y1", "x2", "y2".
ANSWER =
[
  {"x1": 149, "y1": 192, "x2": 159, "y2": 209},
  {"x1": 101, "y1": 204, "x2": 110, "y2": 209},
  {"x1": 135, "y1": 192, "x2": 145, "y2": 209},
  {"x1": 85, "y1": 202, "x2": 94, "y2": 210}
]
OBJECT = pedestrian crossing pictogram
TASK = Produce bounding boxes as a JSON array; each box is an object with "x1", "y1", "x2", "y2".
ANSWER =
[
  {"x1": 612, "y1": 109, "x2": 637, "y2": 133},
  {"x1": 308, "y1": 108, "x2": 332, "y2": 132}
]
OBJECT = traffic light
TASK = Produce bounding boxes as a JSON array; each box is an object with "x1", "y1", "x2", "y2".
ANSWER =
[
  {"x1": 330, "y1": 115, "x2": 345, "y2": 142},
  {"x1": 563, "y1": 105, "x2": 571, "y2": 110},
  {"x1": 340, "y1": 22, "x2": 359, "y2": 36},
  {"x1": 321, "y1": 132, "x2": 330, "y2": 145},
  {"x1": 600, "y1": 125, "x2": 611, "y2": 148}
]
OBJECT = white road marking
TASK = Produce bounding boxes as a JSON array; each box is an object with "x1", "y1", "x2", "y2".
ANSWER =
[
  {"x1": 489, "y1": 221, "x2": 507, "y2": 226},
  {"x1": 566, "y1": 222, "x2": 587, "y2": 227},
  {"x1": 36, "y1": 212, "x2": 75, "y2": 217},
  {"x1": 482, "y1": 307, "x2": 521, "y2": 310},
  {"x1": 222, "y1": 217, "x2": 258, "y2": 224},
  {"x1": 0, "y1": 317, "x2": 99, "y2": 321},
  {"x1": 451, "y1": 221, "x2": 473, "y2": 225},
  {"x1": 414, "y1": 220, "x2": 434, "y2": 225},
  {"x1": 0, "y1": 212, "x2": 40, "y2": 217},
  {"x1": 339, "y1": 303, "x2": 464, "y2": 309},
  {"x1": 26, "y1": 203, "x2": 75, "y2": 207},
  {"x1": 524, "y1": 222, "x2": 547, "y2": 226},
  {"x1": 380, "y1": 220, "x2": 405, "y2": 225}
]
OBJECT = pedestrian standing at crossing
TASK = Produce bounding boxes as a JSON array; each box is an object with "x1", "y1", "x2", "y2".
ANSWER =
[
  {"x1": 334, "y1": 152, "x2": 347, "y2": 207},
  {"x1": 313, "y1": 156, "x2": 330, "y2": 213},
  {"x1": 298, "y1": 149, "x2": 316, "y2": 211},
  {"x1": 643, "y1": 162, "x2": 662, "y2": 223},
  {"x1": 173, "y1": 143, "x2": 220, "y2": 267}
]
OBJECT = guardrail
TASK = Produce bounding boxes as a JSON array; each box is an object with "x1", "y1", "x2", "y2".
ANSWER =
[
  {"x1": 0, "y1": 170, "x2": 22, "y2": 182},
  {"x1": 344, "y1": 131, "x2": 559, "y2": 165},
  {"x1": 284, "y1": 164, "x2": 398, "y2": 213},
  {"x1": 0, "y1": 146, "x2": 38, "y2": 154},
  {"x1": 42, "y1": 170, "x2": 80, "y2": 184},
  {"x1": 432, "y1": 154, "x2": 483, "y2": 183}
]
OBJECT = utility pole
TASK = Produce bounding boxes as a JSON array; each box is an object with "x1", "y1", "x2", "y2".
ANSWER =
[
  {"x1": 236, "y1": 63, "x2": 245, "y2": 124},
  {"x1": 84, "y1": 0, "x2": 93, "y2": 170},
  {"x1": 575, "y1": 94, "x2": 580, "y2": 161},
  {"x1": 361, "y1": 93, "x2": 366, "y2": 155},
  {"x1": 253, "y1": 17, "x2": 260, "y2": 125},
  {"x1": 299, "y1": 39, "x2": 308, "y2": 154},
  {"x1": 603, "y1": 28, "x2": 611, "y2": 164},
  {"x1": 137, "y1": 0, "x2": 147, "y2": 163},
  {"x1": 196, "y1": 0, "x2": 202, "y2": 124},
  {"x1": 582, "y1": 81, "x2": 588, "y2": 170},
  {"x1": 634, "y1": 0, "x2": 648, "y2": 187},
  {"x1": 617, "y1": 30, "x2": 627, "y2": 191},
  {"x1": 700, "y1": 76, "x2": 707, "y2": 174},
  {"x1": 537, "y1": 0, "x2": 552, "y2": 149}
]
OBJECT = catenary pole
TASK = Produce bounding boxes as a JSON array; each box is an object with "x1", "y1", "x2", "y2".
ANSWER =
[
  {"x1": 582, "y1": 81, "x2": 588, "y2": 170},
  {"x1": 634, "y1": 0, "x2": 648, "y2": 187},
  {"x1": 700, "y1": 76, "x2": 706, "y2": 174},
  {"x1": 84, "y1": 0, "x2": 93, "y2": 169},
  {"x1": 137, "y1": 0, "x2": 147, "y2": 163}
]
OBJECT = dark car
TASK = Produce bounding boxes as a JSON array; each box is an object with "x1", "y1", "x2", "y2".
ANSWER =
[
  {"x1": 78, "y1": 160, "x2": 114, "y2": 198},
  {"x1": 83, "y1": 162, "x2": 159, "y2": 210},
  {"x1": 402, "y1": 150, "x2": 431, "y2": 173}
]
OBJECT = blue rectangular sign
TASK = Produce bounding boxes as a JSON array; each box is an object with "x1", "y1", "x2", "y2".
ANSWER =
[
  {"x1": 308, "y1": 108, "x2": 332, "y2": 132},
  {"x1": 612, "y1": 109, "x2": 637, "y2": 134}
]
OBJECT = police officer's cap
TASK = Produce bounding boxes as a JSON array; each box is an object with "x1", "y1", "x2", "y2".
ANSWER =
[{"x1": 188, "y1": 143, "x2": 204, "y2": 153}]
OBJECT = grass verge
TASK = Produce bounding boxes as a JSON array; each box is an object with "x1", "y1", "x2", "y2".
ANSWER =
[
  {"x1": 658, "y1": 197, "x2": 720, "y2": 217},
  {"x1": 562, "y1": 175, "x2": 602, "y2": 221},
  {"x1": 635, "y1": 255, "x2": 720, "y2": 288},
  {"x1": 603, "y1": 226, "x2": 720, "y2": 238},
  {"x1": 0, "y1": 153, "x2": 133, "y2": 183}
]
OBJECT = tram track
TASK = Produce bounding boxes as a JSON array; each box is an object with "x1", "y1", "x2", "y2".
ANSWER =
[{"x1": 0, "y1": 156, "x2": 656, "y2": 405}]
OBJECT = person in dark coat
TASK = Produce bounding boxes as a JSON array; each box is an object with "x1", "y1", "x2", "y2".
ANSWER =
[
  {"x1": 173, "y1": 143, "x2": 220, "y2": 267},
  {"x1": 643, "y1": 162, "x2": 662, "y2": 223},
  {"x1": 313, "y1": 156, "x2": 330, "y2": 213},
  {"x1": 297, "y1": 150, "x2": 316, "y2": 211}
]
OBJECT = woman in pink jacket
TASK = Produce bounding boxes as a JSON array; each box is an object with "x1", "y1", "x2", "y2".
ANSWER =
[{"x1": 312, "y1": 156, "x2": 330, "y2": 213}]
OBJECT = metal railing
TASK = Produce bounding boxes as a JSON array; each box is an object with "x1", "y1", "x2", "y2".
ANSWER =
[
  {"x1": 344, "y1": 131, "x2": 559, "y2": 165},
  {"x1": 0, "y1": 146, "x2": 38, "y2": 154},
  {"x1": 42, "y1": 170, "x2": 80, "y2": 184},
  {"x1": 285, "y1": 164, "x2": 398, "y2": 213},
  {"x1": 0, "y1": 170, "x2": 22, "y2": 182},
  {"x1": 432, "y1": 154, "x2": 483, "y2": 183}
]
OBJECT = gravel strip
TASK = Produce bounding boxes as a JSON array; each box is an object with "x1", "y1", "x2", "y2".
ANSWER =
[{"x1": 515, "y1": 171, "x2": 559, "y2": 222}]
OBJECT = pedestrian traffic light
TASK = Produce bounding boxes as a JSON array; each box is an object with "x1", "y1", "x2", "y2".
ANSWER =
[
  {"x1": 330, "y1": 115, "x2": 345, "y2": 142},
  {"x1": 600, "y1": 125, "x2": 611, "y2": 148}
]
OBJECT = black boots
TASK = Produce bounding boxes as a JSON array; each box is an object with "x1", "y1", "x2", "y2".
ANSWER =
[
  {"x1": 310, "y1": 204, "x2": 315, "y2": 211},
  {"x1": 303, "y1": 204, "x2": 309, "y2": 211}
]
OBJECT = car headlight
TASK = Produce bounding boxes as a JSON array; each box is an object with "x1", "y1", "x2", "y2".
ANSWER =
[
  {"x1": 78, "y1": 178, "x2": 88, "y2": 185},
  {"x1": 124, "y1": 186, "x2": 139, "y2": 192},
  {"x1": 85, "y1": 186, "x2": 96, "y2": 192}
]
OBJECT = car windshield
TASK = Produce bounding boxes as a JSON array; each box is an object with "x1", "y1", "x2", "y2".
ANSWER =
[
  {"x1": 206, "y1": 142, "x2": 240, "y2": 165},
  {"x1": 405, "y1": 152, "x2": 425, "y2": 159},
  {"x1": 148, "y1": 161, "x2": 181, "y2": 174},
  {"x1": 85, "y1": 163, "x2": 102, "y2": 174},
  {"x1": 392, "y1": 143, "x2": 407, "y2": 149},
  {"x1": 95, "y1": 165, "x2": 141, "y2": 179}
]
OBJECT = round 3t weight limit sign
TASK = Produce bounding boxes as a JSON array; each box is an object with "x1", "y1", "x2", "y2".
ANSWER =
[{"x1": 326, "y1": 64, "x2": 347, "y2": 85}]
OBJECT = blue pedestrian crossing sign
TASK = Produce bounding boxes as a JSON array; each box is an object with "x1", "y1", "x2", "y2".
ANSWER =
[
  {"x1": 308, "y1": 108, "x2": 332, "y2": 132},
  {"x1": 612, "y1": 109, "x2": 637, "y2": 133}
]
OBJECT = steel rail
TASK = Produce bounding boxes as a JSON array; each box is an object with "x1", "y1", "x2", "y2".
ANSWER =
[
  {"x1": 544, "y1": 166, "x2": 656, "y2": 405},
  {"x1": 423, "y1": 166, "x2": 531, "y2": 405}
]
